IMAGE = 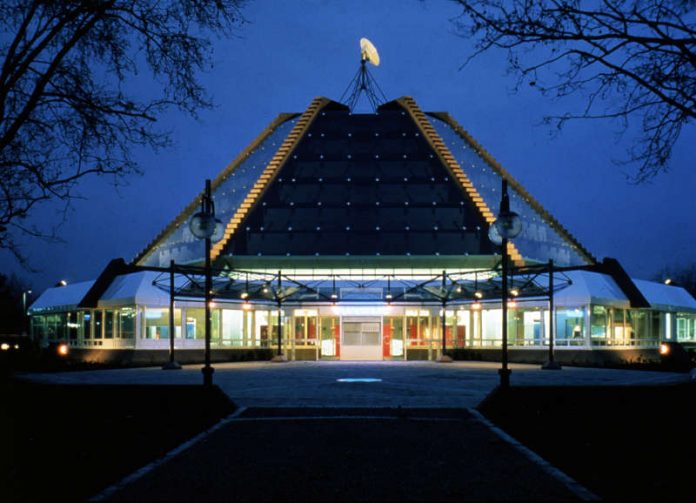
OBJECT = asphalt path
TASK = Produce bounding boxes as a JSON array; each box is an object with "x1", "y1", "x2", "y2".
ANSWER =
[{"x1": 103, "y1": 407, "x2": 582, "y2": 502}]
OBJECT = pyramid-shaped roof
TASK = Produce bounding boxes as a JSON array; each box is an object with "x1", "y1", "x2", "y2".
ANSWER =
[{"x1": 133, "y1": 96, "x2": 594, "y2": 269}]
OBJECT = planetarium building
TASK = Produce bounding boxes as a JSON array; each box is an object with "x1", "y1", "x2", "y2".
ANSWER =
[{"x1": 29, "y1": 95, "x2": 696, "y2": 365}]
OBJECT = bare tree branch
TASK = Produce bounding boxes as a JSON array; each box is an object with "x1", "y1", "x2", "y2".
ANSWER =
[
  {"x1": 452, "y1": 0, "x2": 696, "y2": 181},
  {"x1": 0, "y1": 0, "x2": 246, "y2": 260}
]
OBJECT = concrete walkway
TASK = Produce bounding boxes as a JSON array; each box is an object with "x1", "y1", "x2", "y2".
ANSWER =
[{"x1": 20, "y1": 361, "x2": 690, "y2": 408}]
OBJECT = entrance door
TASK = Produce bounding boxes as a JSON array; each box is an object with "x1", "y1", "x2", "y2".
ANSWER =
[{"x1": 341, "y1": 317, "x2": 382, "y2": 360}]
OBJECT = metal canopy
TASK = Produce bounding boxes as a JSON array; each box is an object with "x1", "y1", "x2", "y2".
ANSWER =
[{"x1": 150, "y1": 263, "x2": 573, "y2": 307}]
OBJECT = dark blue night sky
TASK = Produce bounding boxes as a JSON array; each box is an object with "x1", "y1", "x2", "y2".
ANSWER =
[{"x1": 3, "y1": 0, "x2": 695, "y2": 294}]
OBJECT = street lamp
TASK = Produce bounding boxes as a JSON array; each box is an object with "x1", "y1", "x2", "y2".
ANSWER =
[
  {"x1": 488, "y1": 179, "x2": 522, "y2": 389},
  {"x1": 189, "y1": 179, "x2": 224, "y2": 386},
  {"x1": 22, "y1": 289, "x2": 32, "y2": 337}
]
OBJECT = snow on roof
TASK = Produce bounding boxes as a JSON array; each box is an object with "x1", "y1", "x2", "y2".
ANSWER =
[
  {"x1": 633, "y1": 279, "x2": 696, "y2": 312},
  {"x1": 553, "y1": 270, "x2": 630, "y2": 308},
  {"x1": 29, "y1": 280, "x2": 95, "y2": 312}
]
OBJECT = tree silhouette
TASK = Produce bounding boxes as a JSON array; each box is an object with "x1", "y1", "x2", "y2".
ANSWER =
[
  {"x1": 452, "y1": 0, "x2": 696, "y2": 181},
  {"x1": 0, "y1": 0, "x2": 245, "y2": 262}
]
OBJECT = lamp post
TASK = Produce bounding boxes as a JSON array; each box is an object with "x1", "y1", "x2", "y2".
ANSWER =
[
  {"x1": 22, "y1": 289, "x2": 32, "y2": 337},
  {"x1": 542, "y1": 259, "x2": 562, "y2": 370},
  {"x1": 162, "y1": 260, "x2": 182, "y2": 370},
  {"x1": 438, "y1": 270, "x2": 453, "y2": 363},
  {"x1": 488, "y1": 179, "x2": 522, "y2": 389},
  {"x1": 189, "y1": 179, "x2": 224, "y2": 386}
]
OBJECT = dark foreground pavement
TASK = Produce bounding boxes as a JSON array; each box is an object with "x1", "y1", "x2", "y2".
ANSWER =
[{"x1": 104, "y1": 408, "x2": 581, "y2": 502}]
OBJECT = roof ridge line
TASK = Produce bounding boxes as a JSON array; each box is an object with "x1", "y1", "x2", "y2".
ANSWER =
[
  {"x1": 396, "y1": 96, "x2": 525, "y2": 267},
  {"x1": 132, "y1": 112, "x2": 299, "y2": 266},
  {"x1": 428, "y1": 111, "x2": 596, "y2": 265},
  {"x1": 210, "y1": 97, "x2": 333, "y2": 260}
]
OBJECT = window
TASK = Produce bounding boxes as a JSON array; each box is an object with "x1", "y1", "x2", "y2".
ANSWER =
[
  {"x1": 120, "y1": 308, "x2": 135, "y2": 339},
  {"x1": 221, "y1": 309, "x2": 243, "y2": 346},
  {"x1": 556, "y1": 308, "x2": 585, "y2": 346},
  {"x1": 522, "y1": 310, "x2": 542, "y2": 346},
  {"x1": 628, "y1": 310, "x2": 653, "y2": 345},
  {"x1": 67, "y1": 312, "x2": 79, "y2": 340},
  {"x1": 383, "y1": 316, "x2": 404, "y2": 357},
  {"x1": 676, "y1": 313, "x2": 696, "y2": 341},
  {"x1": 32, "y1": 315, "x2": 46, "y2": 341},
  {"x1": 105, "y1": 311, "x2": 115, "y2": 339},
  {"x1": 610, "y1": 309, "x2": 632, "y2": 345},
  {"x1": 83, "y1": 312, "x2": 92, "y2": 339},
  {"x1": 144, "y1": 309, "x2": 167, "y2": 339},
  {"x1": 590, "y1": 305, "x2": 607, "y2": 344},
  {"x1": 406, "y1": 309, "x2": 430, "y2": 347},
  {"x1": 320, "y1": 316, "x2": 340, "y2": 357},
  {"x1": 455, "y1": 310, "x2": 470, "y2": 348},
  {"x1": 94, "y1": 311, "x2": 103, "y2": 339},
  {"x1": 185, "y1": 308, "x2": 220, "y2": 342},
  {"x1": 293, "y1": 309, "x2": 318, "y2": 346},
  {"x1": 482, "y1": 309, "x2": 502, "y2": 347}
]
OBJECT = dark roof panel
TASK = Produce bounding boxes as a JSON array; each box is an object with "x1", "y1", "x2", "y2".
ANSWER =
[{"x1": 223, "y1": 108, "x2": 493, "y2": 257}]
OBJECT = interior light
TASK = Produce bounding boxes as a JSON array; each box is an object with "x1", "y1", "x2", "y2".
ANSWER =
[
  {"x1": 659, "y1": 343, "x2": 670, "y2": 355},
  {"x1": 240, "y1": 292, "x2": 249, "y2": 299},
  {"x1": 664, "y1": 278, "x2": 672, "y2": 285},
  {"x1": 57, "y1": 343, "x2": 69, "y2": 356},
  {"x1": 510, "y1": 288, "x2": 519, "y2": 297},
  {"x1": 474, "y1": 291, "x2": 483, "y2": 299},
  {"x1": 471, "y1": 302, "x2": 482, "y2": 310},
  {"x1": 508, "y1": 300, "x2": 517, "y2": 309},
  {"x1": 242, "y1": 301, "x2": 252, "y2": 311}
]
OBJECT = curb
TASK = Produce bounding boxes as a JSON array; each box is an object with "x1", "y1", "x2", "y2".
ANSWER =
[
  {"x1": 469, "y1": 409, "x2": 601, "y2": 501},
  {"x1": 89, "y1": 406, "x2": 248, "y2": 501}
]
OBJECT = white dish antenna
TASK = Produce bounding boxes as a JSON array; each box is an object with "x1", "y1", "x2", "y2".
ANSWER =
[{"x1": 360, "y1": 38, "x2": 380, "y2": 66}]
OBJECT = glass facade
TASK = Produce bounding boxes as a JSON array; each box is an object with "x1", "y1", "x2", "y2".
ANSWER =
[
  {"x1": 428, "y1": 114, "x2": 591, "y2": 267},
  {"x1": 31, "y1": 300, "x2": 695, "y2": 357},
  {"x1": 140, "y1": 116, "x2": 299, "y2": 266}
]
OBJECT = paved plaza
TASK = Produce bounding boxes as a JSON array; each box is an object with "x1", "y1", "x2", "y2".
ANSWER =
[
  {"x1": 20, "y1": 360, "x2": 691, "y2": 408},
  {"x1": 17, "y1": 361, "x2": 694, "y2": 501}
]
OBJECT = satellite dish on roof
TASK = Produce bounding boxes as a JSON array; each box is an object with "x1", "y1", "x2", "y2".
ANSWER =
[
  {"x1": 340, "y1": 38, "x2": 386, "y2": 111},
  {"x1": 360, "y1": 38, "x2": 380, "y2": 66}
]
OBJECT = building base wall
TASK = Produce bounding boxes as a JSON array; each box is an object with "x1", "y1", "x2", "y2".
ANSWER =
[
  {"x1": 448, "y1": 348, "x2": 661, "y2": 367},
  {"x1": 69, "y1": 348, "x2": 273, "y2": 366},
  {"x1": 62, "y1": 346, "x2": 666, "y2": 369}
]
